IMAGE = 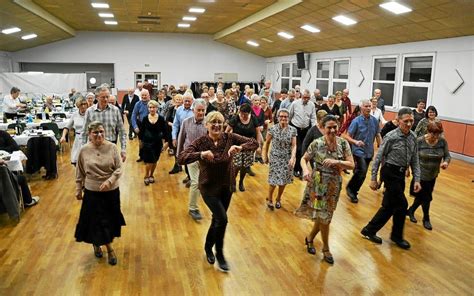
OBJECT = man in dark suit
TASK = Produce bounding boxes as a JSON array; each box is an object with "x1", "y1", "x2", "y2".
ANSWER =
[{"x1": 122, "y1": 88, "x2": 140, "y2": 139}]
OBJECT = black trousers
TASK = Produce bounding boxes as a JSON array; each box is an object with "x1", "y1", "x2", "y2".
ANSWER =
[
  {"x1": 292, "y1": 124, "x2": 309, "y2": 174},
  {"x1": 16, "y1": 175, "x2": 32, "y2": 204},
  {"x1": 4, "y1": 113, "x2": 17, "y2": 120},
  {"x1": 410, "y1": 178, "x2": 436, "y2": 220},
  {"x1": 365, "y1": 164, "x2": 408, "y2": 241},
  {"x1": 126, "y1": 115, "x2": 134, "y2": 138},
  {"x1": 202, "y1": 187, "x2": 232, "y2": 254},
  {"x1": 347, "y1": 156, "x2": 372, "y2": 195}
]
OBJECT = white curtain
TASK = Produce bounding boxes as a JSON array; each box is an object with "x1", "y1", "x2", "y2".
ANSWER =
[{"x1": 0, "y1": 73, "x2": 87, "y2": 94}]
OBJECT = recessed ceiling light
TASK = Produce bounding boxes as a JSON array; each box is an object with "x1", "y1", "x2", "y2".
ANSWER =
[
  {"x1": 379, "y1": 2, "x2": 412, "y2": 14},
  {"x1": 247, "y1": 40, "x2": 259, "y2": 47},
  {"x1": 197, "y1": 0, "x2": 215, "y2": 3},
  {"x1": 177, "y1": 23, "x2": 191, "y2": 28},
  {"x1": 332, "y1": 15, "x2": 357, "y2": 26},
  {"x1": 99, "y1": 13, "x2": 114, "y2": 18},
  {"x1": 189, "y1": 7, "x2": 205, "y2": 13},
  {"x1": 261, "y1": 38, "x2": 273, "y2": 43},
  {"x1": 91, "y1": 3, "x2": 109, "y2": 9},
  {"x1": 301, "y1": 24, "x2": 320, "y2": 33},
  {"x1": 182, "y1": 16, "x2": 197, "y2": 21},
  {"x1": 2, "y1": 27, "x2": 21, "y2": 34},
  {"x1": 104, "y1": 20, "x2": 118, "y2": 25},
  {"x1": 277, "y1": 32, "x2": 294, "y2": 39},
  {"x1": 21, "y1": 34, "x2": 37, "y2": 40}
]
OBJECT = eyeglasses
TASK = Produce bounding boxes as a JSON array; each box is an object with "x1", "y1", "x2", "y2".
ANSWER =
[
  {"x1": 209, "y1": 121, "x2": 224, "y2": 126},
  {"x1": 80, "y1": 103, "x2": 88, "y2": 106},
  {"x1": 91, "y1": 130, "x2": 105, "y2": 135}
]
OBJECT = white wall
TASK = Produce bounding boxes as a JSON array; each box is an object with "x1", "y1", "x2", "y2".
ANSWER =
[
  {"x1": 266, "y1": 36, "x2": 474, "y2": 123},
  {"x1": 10, "y1": 31, "x2": 266, "y2": 89}
]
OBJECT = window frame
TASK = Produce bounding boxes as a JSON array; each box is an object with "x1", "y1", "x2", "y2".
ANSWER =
[
  {"x1": 370, "y1": 55, "x2": 399, "y2": 109},
  {"x1": 332, "y1": 58, "x2": 350, "y2": 93},
  {"x1": 281, "y1": 62, "x2": 301, "y2": 90},
  {"x1": 315, "y1": 59, "x2": 330, "y2": 97}
]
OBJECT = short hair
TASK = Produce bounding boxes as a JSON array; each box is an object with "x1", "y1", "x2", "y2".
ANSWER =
[
  {"x1": 183, "y1": 90, "x2": 194, "y2": 100},
  {"x1": 322, "y1": 115, "x2": 338, "y2": 127},
  {"x1": 250, "y1": 94, "x2": 260, "y2": 101},
  {"x1": 148, "y1": 100, "x2": 159, "y2": 108},
  {"x1": 302, "y1": 89, "x2": 311, "y2": 97},
  {"x1": 335, "y1": 91, "x2": 343, "y2": 97},
  {"x1": 417, "y1": 99, "x2": 426, "y2": 105},
  {"x1": 87, "y1": 121, "x2": 104, "y2": 133},
  {"x1": 425, "y1": 105, "x2": 438, "y2": 118},
  {"x1": 280, "y1": 88, "x2": 288, "y2": 94},
  {"x1": 75, "y1": 96, "x2": 87, "y2": 108},
  {"x1": 225, "y1": 89, "x2": 232, "y2": 96},
  {"x1": 260, "y1": 96, "x2": 268, "y2": 102},
  {"x1": 359, "y1": 99, "x2": 371, "y2": 106},
  {"x1": 10, "y1": 87, "x2": 20, "y2": 94},
  {"x1": 427, "y1": 121, "x2": 443, "y2": 134},
  {"x1": 397, "y1": 107, "x2": 413, "y2": 118},
  {"x1": 95, "y1": 83, "x2": 110, "y2": 95},
  {"x1": 315, "y1": 95, "x2": 323, "y2": 102},
  {"x1": 328, "y1": 95, "x2": 336, "y2": 101},
  {"x1": 192, "y1": 99, "x2": 207, "y2": 110},
  {"x1": 239, "y1": 103, "x2": 251, "y2": 113},
  {"x1": 316, "y1": 110, "x2": 328, "y2": 123},
  {"x1": 216, "y1": 90, "x2": 224, "y2": 96},
  {"x1": 288, "y1": 88, "x2": 296, "y2": 95},
  {"x1": 205, "y1": 111, "x2": 224, "y2": 124},
  {"x1": 85, "y1": 92, "x2": 95, "y2": 99},
  {"x1": 353, "y1": 105, "x2": 361, "y2": 115},
  {"x1": 173, "y1": 94, "x2": 183, "y2": 104},
  {"x1": 277, "y1": 108, "x2": 289, "y2": 117}
]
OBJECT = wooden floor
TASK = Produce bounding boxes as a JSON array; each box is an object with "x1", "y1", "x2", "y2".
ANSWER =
[{"x1": 1, "y1": 135, "x2": 473, "y2": 295}]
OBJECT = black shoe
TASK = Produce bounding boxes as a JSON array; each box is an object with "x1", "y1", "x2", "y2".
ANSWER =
[
  {"x1": 322, "y1": 249, "x2": 334, "y2": 264},
  {"x1": 129, "y1": 136, "x2": 133, "y2": 140},
  {"x1": 247, "y1": 167, "x2": 255, "y2": 177},
  {"x1": 346, "y1": 187, "x2": 358, "y2": 203},
  {"x1": 230, "y1": 185, "x2": 236, "y2": 193},
  {"x1": 391, "y1": 238, "x2": 411, "y2": 250},
  {"x1": 361, "y1": 227, "x2": 382, "y2": 244},
  {"x1": 423, "y1": 220, "x2": 432, "y2": 230},
  {"x1": 107, "y1": 250, "x2": 117, "y2": 265},
  {"x1": 216, "y1": 255, "x2": 230, "y2": 272},
  {"x1": 407, "y1": 209, "x2": 417, "y2": 223},
  {"x1": 205, "y1": 247, "x2": 215, "y2": 265},
  {"x1": 189, "y1": 209, "x2": 202, "y2": 221},
  {"x1": 238, "y1": 182, "x2": 245, "y2": 192},
  {"x1": 93, "y1": 245, "x2": 103, "y2": 258},
  {"x1": 293, "y1": 171, "x2": 301, "y2": 178},
  {"x1": 169, "y1": 165, "x2": 181, "y2": 174},
  {"x1": 305, "y1": 237, "x2": 316, "y2": 255},
  {"x1": 136, "y1": 158, "x2": 143, "y2": 162}
]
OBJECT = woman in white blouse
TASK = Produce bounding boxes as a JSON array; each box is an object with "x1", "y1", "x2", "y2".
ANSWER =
[
  {"x1": 60, "y1": 96, "x2": 88, "y2": 165},
  {"x1": 370, "y1": 97, "x2": 387, "y2": 127}
]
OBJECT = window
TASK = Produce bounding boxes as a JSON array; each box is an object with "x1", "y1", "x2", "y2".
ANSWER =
[
  {"x1": 332, "y1": 59, "x2": 349, "y2": 93},
  {"x1": 316, "y1": 61, "x2": 329, "y2": 97},
  {"x1": 372, "y1": 57, "x2": 397, "y2": 107},
  {"x1": 281, "y1": 62, "x2": 301, "y2": 90},
  {"x1": 400, "y1": 54, "x2": 434, "y2": 108}
]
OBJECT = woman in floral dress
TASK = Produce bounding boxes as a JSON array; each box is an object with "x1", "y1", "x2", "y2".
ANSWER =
[
  {"x1": 262, "y1": 108, "x2": 296, "y2": 210},
  {"x1": 296, "y1": 115, "x2": 354, "y2": 264}
]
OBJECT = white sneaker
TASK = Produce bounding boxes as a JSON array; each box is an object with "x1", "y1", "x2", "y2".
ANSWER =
[{"x1": 25, "y1": 196, "x2": 40, "y2": 207}]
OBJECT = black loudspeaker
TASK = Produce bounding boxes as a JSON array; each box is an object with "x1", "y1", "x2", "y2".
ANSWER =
[{"x1": 297, "y1": 52, "x2": 306, "y2": 69}]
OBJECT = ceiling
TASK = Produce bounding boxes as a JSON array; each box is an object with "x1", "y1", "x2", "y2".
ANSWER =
[{"x1": 0, "y1": 0, "x2": 473, "y2": 57}]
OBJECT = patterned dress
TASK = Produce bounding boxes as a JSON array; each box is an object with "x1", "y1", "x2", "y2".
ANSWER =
[
  {"x1": 295, "y1": 136, "x2": 352, "y2": 224},
  {"x1": 268, "y1": 124, "x2": 297, "y2": 186}
]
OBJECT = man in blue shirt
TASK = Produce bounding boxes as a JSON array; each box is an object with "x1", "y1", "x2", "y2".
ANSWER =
[
  {"x1": 343, "y1": 99, "x2": 381, "y2": 203},
  {"x1": 132, "y1": 89, "x2": 150, "y2": 162},
  {"x1": 169, "y1": 92, "x2": 194, "y2": 174}
]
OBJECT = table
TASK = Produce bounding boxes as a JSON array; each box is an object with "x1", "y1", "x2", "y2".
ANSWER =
[
  {"x1": 0, "y1": 120, "x2": 68, "y2": 131},
  {"x1": 11, "y1": 130, "x2": 58, "y2": 146},
  {"x1": 4, "y1": 150, "x2": 27, "y2": 172}
]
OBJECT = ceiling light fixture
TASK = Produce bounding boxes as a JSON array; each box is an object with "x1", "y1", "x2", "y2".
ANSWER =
[
  {"x1": 261, "y1": 38, "x2": 273, "y2": 43},
  {"x1": 177, "y1": 23, "x2": 191, "y2": 28},
  {"x1": 104, "y1": 20, "x2": 118, "y2": 25},
  {"x1": 2, "y1": 27, "x2": 21, "y2": 34},
  {"x1": 189, "y1": 7, "x2": 205, "y2": 13},
  {"x1": 379, "y1": 2, "x2": 412, "y2": 14},
  {"x1": 301, "y1": 24, "x2": 320, "y2": 33},
  {"x1": 246, "y1": 40, "x2": 259, "y2": 47},
  {"x1": 21, "y1": 34, "x2": 37, "y2": 40},
  {"x1": 91, "y1": 3, "x2": 109, "y2": 9},
  {"x1": 277, "y1": 32, "x2": 294, "y2": 39},
  {"x1": 99, "y1": 13, "x2": 114, "y2": 18},
  {"x1": 332, "y1": 15, "x2": 357, "y2": 26},
  {"x1": 182, "y1": 16, "x2": 197, "y2": 21}
]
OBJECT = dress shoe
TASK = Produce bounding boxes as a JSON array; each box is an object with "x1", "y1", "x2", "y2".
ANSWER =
[
  {"x1": 169, "y1": 165, "x2": 182, "y2": 174},
  {"x1": 407, "y1": 209, "x2": 417, "y2": 223},
  {"x1": 107, "y1": 250, "x2": 117, "y2": 265},
  {"x1": 275, "y1": 201, "x2": 281, "y2": 209},
  {"x1": 205, "y1": 247, "x2": 215, "y2": 265},
  {"x1": 182, "y1": 177, "x2": 190, "y2": 184},
  {"x1": 238, "y1": 182, "x2": 245, "y2": 192},
  {"x1": 322, "y1": 249, "x2": 334, "y2": 264},
  {"x1": 136, "y1": 158, "x2": 143, "y2": 162},
  {"x1": 305, "y1": 237, "x2": 316, "y2": 255},
  {"x1": 247, "y1": 167, "x2": 256, "y2": 177},
  {"x1": 189, "y1": 209, "x2": 202, "y2": 221},
  {"x1": 423, "y1": 220, "x2": 432, "y2": 230},
  {"x1": 293, "y1": 171, "x2": 301, "y2": 178},
  {"x1": 185, "y1": 180, "x2": 191, "y2": 188},
  {"x1": 361, "y1": 227, "x2": 382, "y2": 244},
  {"x1": 391, "y1": 238, "x2": 411, "y2": 250},
  {"x1": 93, "y1": 245, "x2": 103, "y2": 258},
  {"x1": 216, "y1": 255, "x2": 230, "y2": 272},
  {"x1": 346, "y1": 187, "x2": 358, "y2": 203}
]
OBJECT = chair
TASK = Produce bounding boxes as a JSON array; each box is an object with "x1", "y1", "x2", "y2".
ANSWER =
[
  {"x1": 35, "y1": 113, "x2": 50, "y2": 120},
  {"x1": 0, "y1": 165, "x2": 22, "y2": 220},
  {"x1": 52, "y1": 113, "x2": 67, "y2": 119},
  {"x1": 25, "y1": 136, "x2": 58, "y2": 179},
  {"x1": 7, "y1": 123, "x2": 26, "y2": 134},
  {"x1": 40, "y1": 122, "x2": 62, "y2": 151}
]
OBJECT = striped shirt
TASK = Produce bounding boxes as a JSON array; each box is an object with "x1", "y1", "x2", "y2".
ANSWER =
[
  {"x1": 176, "y1": 116, "x2": 207, "y2": 156},
  {"x1": 417, "y1": 136, "x2": 451, "y2": 181},
  {"x1": 82, "y1": 103, "x2": 127, "y2": 152},
  {"x1": 371, "y1": 128, "x2": 420, "y2": 182}
]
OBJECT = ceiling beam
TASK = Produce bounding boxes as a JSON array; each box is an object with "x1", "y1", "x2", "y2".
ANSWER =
[
  {"x1": 213, "y1": 0, "x2": 302, "y2": 40},
  {"x1": 13, "y1": 0, "x2": 76, "y2": 36}
]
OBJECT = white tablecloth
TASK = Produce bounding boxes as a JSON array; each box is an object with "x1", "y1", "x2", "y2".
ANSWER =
[
  {"x1": 4, "y1": 150, "x2": 27, "y2": 172},
  {"x1": 0, "y1": 120, "x2": 68, "y2": 131},
  {"x1": 11, "y1": 130, "x2": 58, "y2": 146}
]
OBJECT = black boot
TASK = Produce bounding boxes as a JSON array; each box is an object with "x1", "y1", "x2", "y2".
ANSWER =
[
  {"x1": 407, "y1": 207, "x2": 417, "y2": 223},
  {"x1": 238, "y1": 180, "x2": 245, "y2": 192}
]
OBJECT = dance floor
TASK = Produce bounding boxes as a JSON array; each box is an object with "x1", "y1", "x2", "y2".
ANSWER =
[{"x1": 1, "y1": 134, "x2": 473, "y2": 295}]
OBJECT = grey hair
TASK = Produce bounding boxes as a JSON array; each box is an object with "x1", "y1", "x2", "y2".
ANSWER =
[
  {"x1": 216, "y1": 89, "x2": 224, "y2": 96},
  {"x1": 303, "y1": 89, "x2": 311, "y2": 96},
  {"x1": 87, "y1": 121, "x2": 104, "y2": 133},
  {"x1": 359, "y1": 99, "x2": 371, "y2": 106},
  {"x1": 398, "y1": 107, "x2": 413, "y2": 118},
  {"x1": 75, "y1": 96, "x2": 87, "y2": 108},
  {"x1": 183, "y1": 89, "x2": 194, "y2": 100},
  {"x1": 277, "y1": 108, "x2": 290, "y2": 117},
  {"x1": 192, "y1": 98, "x2": 207, "y2": 110},
  {"x1": 288, "y1": 88, "x2": 296, "y2": 95},
  {"x1": 94, "y1": 83, "x2": 110, "y2": 95},
  {"x1": 85, "y1": 92, "x2": 95, "y2": 99},
  {"x1": 250, "y1": 94, "x2": 260, "y2": 101}
]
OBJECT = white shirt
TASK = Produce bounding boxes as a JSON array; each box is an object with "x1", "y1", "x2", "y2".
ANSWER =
[
  {"x1": 3, "y1": 94, "x2": 20, "y2": 114},
  {"x1": 370, "y1": 108, "x2": 387, "y2": 125},
  {"x1": 134, "y1": 88, "x2": 142, "y2": 97}
]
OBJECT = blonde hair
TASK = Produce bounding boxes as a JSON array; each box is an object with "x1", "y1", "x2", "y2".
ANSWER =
[
  {"x1": 75, "y1": 96, "x2": 87, "y2": 108},
  {"x1": 316, "y1": 110, "x2": 328, "y2": 123},
  {"x1": 205, "y1": 111, "x2": 224, "y2": 124},
  {"x1": 148, "y1": 100, "x2": 159, "y2": 108},
  {"x1": 173, "y1": 94, "x2": 183, "y2": 105}
]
